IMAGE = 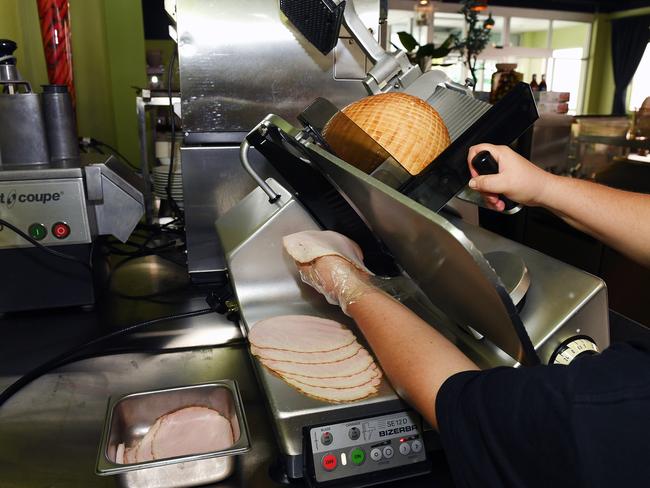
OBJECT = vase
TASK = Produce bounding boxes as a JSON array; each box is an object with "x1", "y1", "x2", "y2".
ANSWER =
[{"x1": 490, "y1": 63, "x2": 523, "y2": 104}]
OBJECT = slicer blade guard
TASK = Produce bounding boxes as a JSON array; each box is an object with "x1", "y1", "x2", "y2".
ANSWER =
[{"x1": 240, "y1": 112, "x2": 540, "y2": 366}]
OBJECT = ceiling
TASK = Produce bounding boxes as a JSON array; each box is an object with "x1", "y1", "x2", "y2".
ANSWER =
[{"x1": 439, "y1": 0, "x2": 650, "y2": 13}]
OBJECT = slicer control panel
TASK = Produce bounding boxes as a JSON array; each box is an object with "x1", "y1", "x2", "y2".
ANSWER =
[{"x1": 308, "y1": 411, "x2": 427, "y2": 484}]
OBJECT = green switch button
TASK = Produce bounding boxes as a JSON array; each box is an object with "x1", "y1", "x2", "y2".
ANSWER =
[
  {"x1": 28, "y1": 223, "x2": 47, "y2": 241},
  {"x1": 351, "y1": 448, "x2": 365, "y2": 465}
]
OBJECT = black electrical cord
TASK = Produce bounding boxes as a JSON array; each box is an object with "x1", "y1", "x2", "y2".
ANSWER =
[
  {"x1": 0, "y1": 307, "x2": 217, "y2": 409},
  {"x1": 78, "y1": 137, "x2": 139, "y2": 171},
  {"x1": 166, "y1": 47, "x2": 184, "y2": 222},
  {"x1": 0, "y1": 218, "x2": 92, "y2": 270}
]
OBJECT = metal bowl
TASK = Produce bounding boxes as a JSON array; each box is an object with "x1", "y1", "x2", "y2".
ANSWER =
[{"x1": 96, "y1": 381, "x2": 251, "y2": 488}]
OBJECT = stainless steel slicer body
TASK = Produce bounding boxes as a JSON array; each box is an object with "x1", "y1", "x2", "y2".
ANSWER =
[{"x1": 215, "y1": 113, "x2": 609, "y2": 484}]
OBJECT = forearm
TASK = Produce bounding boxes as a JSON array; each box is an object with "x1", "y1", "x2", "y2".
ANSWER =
[
  {"x1": 539, "y1": 175, "x2": 650, "y2": 267},
  {"x1": 348, "y1": 289, "x2": 478, "y2": 429}
]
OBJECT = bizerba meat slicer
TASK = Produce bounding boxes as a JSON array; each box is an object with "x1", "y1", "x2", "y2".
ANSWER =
[
  {"x1": 214, "y1": 92, "x2": 610, "y2": 487},
  {"x1": 212, "y1": 1, "x2": 609, "y2": 485}
]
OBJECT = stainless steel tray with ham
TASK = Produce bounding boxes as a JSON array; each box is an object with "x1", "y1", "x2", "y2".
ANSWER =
[{"x1": 95, "y1": 381, "x2": 250, "y2": 488}]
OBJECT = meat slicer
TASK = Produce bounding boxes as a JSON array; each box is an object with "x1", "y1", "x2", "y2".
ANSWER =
[
  {"x1": 209, "y1": 2, "x2": 609, "y2": 486},
  {"x1": 214, "y1": 96, "x2": 609, "y2": 487}
]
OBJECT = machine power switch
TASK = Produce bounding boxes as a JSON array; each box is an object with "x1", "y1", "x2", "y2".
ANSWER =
[
  {"x1": 370, "y1": 448, "x2": 382, "y2": 462},
  {"x1": 322, "y1": 454, "x2": 337, "y2": 471},
  {"x1": 350, "y1": 448, "x2": 365, "y2": 465},
  {"x1": 383, "y1": 446, "x2": 394, "y2": 459},
  {"x1": 52, "y1": 222, "x2": 71, "y2": 239},
  {"x1": 28, "y1": 223, "x2": 47, "y2": 241}
]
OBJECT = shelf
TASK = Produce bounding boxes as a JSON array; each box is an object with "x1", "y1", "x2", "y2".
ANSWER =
[{"x1": 576, "y1": 135, "x2": 650, "y2": 149}]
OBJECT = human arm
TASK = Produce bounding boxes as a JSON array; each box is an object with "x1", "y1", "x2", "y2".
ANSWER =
[
  {"x1": 467, "y1": 143, "x2": 650, "y2": 268},
  {"x1": 298, "y1": 256, "x2": 478, "y2": 429}
]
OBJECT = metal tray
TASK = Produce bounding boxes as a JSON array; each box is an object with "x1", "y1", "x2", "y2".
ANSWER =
[{"x1": 96, "y1": 381, "x2": 251, "y2": 488}]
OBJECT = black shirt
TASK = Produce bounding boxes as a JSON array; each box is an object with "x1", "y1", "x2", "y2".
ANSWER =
[{"x1": 435, "y1": 342, "x2": 650, "y2": 488}]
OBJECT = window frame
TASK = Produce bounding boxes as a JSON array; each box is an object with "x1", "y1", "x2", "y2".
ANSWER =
[{"x1": 387, "y1": 1, "x2": 594, "y2": 113}]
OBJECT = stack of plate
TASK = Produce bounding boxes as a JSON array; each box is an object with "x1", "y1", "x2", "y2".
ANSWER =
[{"x1": 153, "y1": 164, "x2": 183, "y2": 208}]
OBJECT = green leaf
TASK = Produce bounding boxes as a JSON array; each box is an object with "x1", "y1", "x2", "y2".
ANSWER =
[
  {"x1": 439, "y1": 34, "x2": 456, "y2": 50},
  {"x1": 397, "y1": 31, "x2": 419, "y2": 52},
  {"x1": 416, "y1": 35, "x2": 457, "y2": 59}
]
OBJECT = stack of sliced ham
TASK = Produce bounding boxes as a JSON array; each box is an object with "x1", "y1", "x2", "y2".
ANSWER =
[
  {"x1": 249, "y1": 315, "x2": 382, "y2": 402},
  {"x1": 115, "y1": 406, "x2": 234, "y2": 464}
]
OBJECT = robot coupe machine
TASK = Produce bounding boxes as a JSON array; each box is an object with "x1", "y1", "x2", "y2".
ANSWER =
[{"x1": 215, "y1": 119, "x2": 609, "y2": 486}]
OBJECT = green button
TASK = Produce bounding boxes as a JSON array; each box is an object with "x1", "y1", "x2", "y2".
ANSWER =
[
  {"x1": 28, "y1": 223, "x2": 47, "y2": 241},
  {"x1": 350, "y1": 448, "x2": 365, "y2": 465}
]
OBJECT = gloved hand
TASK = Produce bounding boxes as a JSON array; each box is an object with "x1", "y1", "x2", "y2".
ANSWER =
[{"x1": 297, "y1": 255, "x2": 375, "y2": 315}]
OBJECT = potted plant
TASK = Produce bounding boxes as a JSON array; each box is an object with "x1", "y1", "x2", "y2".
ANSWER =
[
  {"x1": 398, "y1": 1, "x2": 494, "y2": 90},
  {"x1": 397, "y1": 31, "x2": 456, "y2": 73}
]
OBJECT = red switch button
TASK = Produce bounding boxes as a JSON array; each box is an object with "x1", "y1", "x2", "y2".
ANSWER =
[
  {"x1": 52, "y1": 222, "x2": 71, "y2": 239},
  {"x1": 322, "y1": 454, "x2": 337, "y2": 471}
]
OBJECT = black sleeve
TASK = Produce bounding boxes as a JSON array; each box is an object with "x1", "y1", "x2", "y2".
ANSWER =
[{"x1": 435, "y1": 342, "x2": 650, "y2": 488}]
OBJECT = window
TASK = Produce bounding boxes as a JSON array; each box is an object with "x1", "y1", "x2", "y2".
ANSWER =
[
  {"x1": 548, "y1": 47, "x2": 584, "y2": 113},
  {"x1": 509, "y1": 17, "x2": 550, "y2": 48},
  {"x1": 431, "y1": 12, "x2": 465, "y2": 45},
  {"x1": 388, "y1": 9, "x2": 426, "y2": 48},
  {"x1": 386, "y1": 5, "x2": 592, "y2": 112},
  {"x1": 629, "y1": 43, "x2": 650, "y2": 112}
]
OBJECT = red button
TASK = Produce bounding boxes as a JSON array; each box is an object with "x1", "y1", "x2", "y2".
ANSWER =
[
  {"x1": 322, "y1": 454, "x2": 337, "y2": 471},
  {"x1": 52, "y1": 222, "x2": 71, "y2": 239}
]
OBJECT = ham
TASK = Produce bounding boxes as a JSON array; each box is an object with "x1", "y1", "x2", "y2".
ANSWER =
[
  {"x1": 130, "y1": 415, "x2": 161, "y2": 462},
  {"x1": 249, "y1": 315, "x2": 355, "y2": 353},
  {"x1": 283, "y1": 230, "x2": 372, "y2": 274},
  {"x1": 283, "y1": 364, "x2": 381, "y2": 388},
  {"x1": 260, "y1": 349, "x2": 374, "y2": 378},
  {"x1": 283, "y1": 376, "x2": 380, "y2": 402},
  {"x1": 116, "y1": 443, "x2": 125, "y2": 464},
  {"x1": 249, "y1": 312, "x2": 383, "y2": 403},
  {"x1": 250, "y1": 341, "x2": 362, "y2": 363},
  {"x1": 116, "y1": 407, "x2": 233, "y2": 464},
  {"x1": 151, "y1": 407, "x2": 233, "y2": 460}
]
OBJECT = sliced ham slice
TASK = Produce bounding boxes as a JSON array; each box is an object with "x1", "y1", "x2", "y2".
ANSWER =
[
  {"x1": 250, "y1": 341, "x2": 362, "y2": 364},
  {"x1": 115, "y1": 443, "x2": 125, "y2": 464},
  {"x1": 283, "y1": 230, "x2": 372, "y2": 274},
  {"x1": 282, "y1": 363, "x2": 381, "y2": 388},
  {"x1": 115, "y1": 406, "x2": 234, "y2": 464},
  {"x1": 132, "y1": 414, "x2": 163, "y2": 462},
  {"x1": 282, "y1": 376, "x2": 379, "y2": 402},
  {"x1": 123, "y1": 445, "x2": 136, "y2": 464},
  {"x1": 151, "y1": 407, "x2": 234, "y2": 460},
  {"x1": 249, "y1": 315, "x2": 355, "y2": 353},
  {"x1": 260, "y1": 349, "x2": 373, "y2": 378}
]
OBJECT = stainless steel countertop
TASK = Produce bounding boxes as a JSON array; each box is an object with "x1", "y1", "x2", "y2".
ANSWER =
[
  {"x1": 0, "y1": 251, "x2": 457, "y2": 487},
  {"x1": 1, "y1": 246, "x2": 647, "y2": 487}
]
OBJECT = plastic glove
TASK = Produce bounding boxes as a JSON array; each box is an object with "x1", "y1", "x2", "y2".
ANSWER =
[{"x1": 297, "y1": 255, "x2": 375, "y2": 315}]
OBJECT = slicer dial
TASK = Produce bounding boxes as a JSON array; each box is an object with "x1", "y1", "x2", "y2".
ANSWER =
[{"x1": 550, "y1": 335, "x2": 599, "y2": 365}]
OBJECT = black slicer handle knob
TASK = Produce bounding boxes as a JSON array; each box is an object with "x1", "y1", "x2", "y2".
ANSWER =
[
  {"x1": 471, "y1": 150, "x2": 518, "y2": 212},
  {"x1": 0, "y1": 39, "x2": 17, "y2": 64}
]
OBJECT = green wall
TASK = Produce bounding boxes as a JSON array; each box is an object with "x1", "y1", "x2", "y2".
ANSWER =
[
  {"x1": 518, "y1": 24, "x2": 589, "y2": 52},
  {"x1": 0, "y1": 0, "x2": 146, "y2": 165},
  {"x1": 552, "y1": 24, "x2": 589, "y2": 50},
  {"x1": 103, "y1": 0, "x2": 147, "y2": 164},
  {"x1": 71, "y1": 0, "x2": 117, "y2": 147},
  {"x1": 584, "y1": 7, "x2": 650, "y2": 114}
]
